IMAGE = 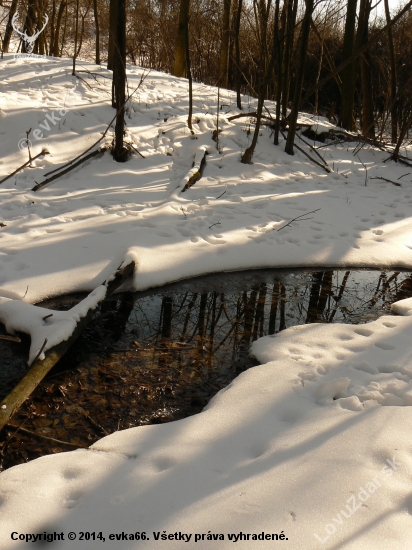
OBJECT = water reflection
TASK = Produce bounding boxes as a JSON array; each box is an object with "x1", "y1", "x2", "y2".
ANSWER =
[{"x1": 1, "y1": 269, "x2": 411, "y2": 470}]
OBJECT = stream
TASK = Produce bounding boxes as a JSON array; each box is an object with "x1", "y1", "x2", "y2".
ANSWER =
[{"x1": 1, "y1": 268, "x2": 412, "y2": 470}]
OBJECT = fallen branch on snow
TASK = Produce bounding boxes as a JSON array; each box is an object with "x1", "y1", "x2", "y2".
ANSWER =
[
  {"x1": 276, "y1": 209, "x2": 321, "y2": 232},
  {"x1": 0, "y1": 148, "x2": 49, "y2": 186},
  {"x1": 370, "y1": 176, "x2": 401, "y2": 187},
  {"x1": 32, "y1": 147, "x2": 106, "y2": 191}
]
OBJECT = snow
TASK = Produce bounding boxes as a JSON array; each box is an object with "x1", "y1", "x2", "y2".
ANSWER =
[
  {"x1": 0, "y1": 285, "x2": 106, "y2": 364},
  {"x1": 1, "y1": 54, "x2": 412, "y2": 549}
]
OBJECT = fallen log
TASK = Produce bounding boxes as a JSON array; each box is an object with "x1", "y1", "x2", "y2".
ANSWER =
[
  {"x1": 182, "y1": 149, "x2": 207, "y2": 191},
  {"x1": 0, "y1": 260, "x2": 135, "y2": 432}
]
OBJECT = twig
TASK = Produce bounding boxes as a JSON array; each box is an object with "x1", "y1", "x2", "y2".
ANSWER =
[
  {"x1": 30, "y1": 338, "x2": 48, "y2": 366},
  {"x1": 129, "y1": 142, "x2": 145, "y2": 158},
  {"x1": 180, "y1": 207, "x2": 187, "y2": 218},
  {"x1": 5, "y1": 422, "x2": 88, "y2": 448},
  {"x1": 43, "y1": 314, "x2": 53, "y2": 321},
  {"x1": 277, "y1": 209, "x2": 321, "y2": 232},
  {"x1": 26, "y1": 129, "x2": 33, "y2": 166},
  {"x1": 315, "y1": 139, "x2": 344, "y2": 149},
  {"x1": 357, "y1": 154, "x2": 368, "y2": 186},
  {"x1": 215, "y1": 191, "x2": 226, "y2": 199},
  {"x1": 23, "y1": 286, "x2": 29, "y2": 299},
  {"x1": 58, "y1": 388, "x2": 108, "y2": 436},
  {"x1": 0, "y1": 335, "x2": 21, "y2": 343},
  {"x1": 398, "y1": 173, "x2": 410, "y2": 180},
  {"x1": 370, "y1": 176, "x2": 401, "y2": 187},
  {"x1": 209, "y1": 222, "x2": 221, "y2": 229},
  {"x1": 0, "y1": 149, "x2": 49, "y2": 186},
  {"x1": 227, "y1": 111, "x2": 279, "y2": 123}
]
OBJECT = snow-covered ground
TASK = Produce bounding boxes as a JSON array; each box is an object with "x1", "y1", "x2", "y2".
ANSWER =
[{"x1": 1, "y1": 55, "x2": 412, "y2": 549}]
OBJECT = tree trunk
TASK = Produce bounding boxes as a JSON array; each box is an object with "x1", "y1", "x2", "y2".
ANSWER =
[
  {"x1": 72, "y1": 0, "x2": 79, "y2": 74},
  {"x1": 281, "y1": 0, "x2": 297, "y2": 117},
  {"x1": 93, "y1": 0, "x2": 101, "y2": 64},
  {"x1": 185, "y1": 5, "x2": 193, "y2": 131},
  {"x1": 357, "y1": 0, "x2": 374, "y2": 139},
  {"x1": 234, "y1": 0, "x2": 243, "y2": 109},
  {"x1": 53, "y1": 0, "x2": 66, "y2": 57},
  {"x1": 49, "y1": 0, "x2": 56, "y2": 56},
  {"x1": 36, "y1": 0, "x2": 46, "y2": 55},
  {"x1": 285, "y1": 0, "x2": 314, "y2": 155},
  {"x1": 2, "y1": 0, "x2": 18, "y2": 53},
  {"x1": 60, "y1": 1, "x2": 68, "y2": 57},
  {"x1": 22, "y1": 0, "x2": 36, "y2": 53},
  {"x1": 107, "y1": 0, "x2": 118, "y2": 70},
  {"x1": 113, "y1": 0, "x2": 127, "y2": 162},
  {"x1": 274, "y1": 0, "x2": 285, "y2": 144},
  {"x1": 340, "y1": 0, "x2": 358, "y2": 131},
  {"x1": 384, "y1": 0, "x2": 398, "y2": 143},
  {"x1": 173, "y1": 0, "x2": 190, "y2": 77},
  {"x1": 219, "y1": 0, "x2": 232, "y2": 88}
]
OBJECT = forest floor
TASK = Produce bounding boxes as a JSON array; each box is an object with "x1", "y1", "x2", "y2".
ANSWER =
[{"x1": 1, "y1": 54, "x2": 412, "y2": 549}]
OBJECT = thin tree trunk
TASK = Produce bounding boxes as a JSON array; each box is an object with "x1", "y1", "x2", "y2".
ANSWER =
[
  {"x1": 285, "y1": 0, "x2": 314, "y2": 155},
  {"x1": 107, "y1": 0, "x2": 118, "y2": 70},
  {"x1": 281, "y1": 0, "x2": 297, "y2": 117},
  {"x1": 2, "y1": 0, "x2": 18, "y2": 53},
  {"x1": 93, "y1": 0, "x2": 101, "y2": 64},
  {"x1": 185, "y1": 3, "x2": 193, "y2": 131},
  {"x1": 53, "y1": 0, "x2": 66, "y2": 57},
  {"x1": 357, "y1": 0, "x2": 374, "y2": 139},
  {"x1": 273, "y1": 0, "x2": 283, "y2": 145},
  {"x1": 219, "y1": 0, "x2": 232, "y2": 88},
  {"x1": 173, "y1": 0, "x2": 190, "y2": 77},
  {"x1": 22, "y1": 0, "x2": 36, "y2": 53},
  {"x1": 60, "y1": 1, "x2": 68, "y2": 57},
  {"x1": 234, "y1": 0, "x2": 243, "y2": 109},
  {"x1": 314, "y1": 39, "x2": 324, "y2": 115},
  {"x1": 49, "y1": 0, "x2": 56, "y2": 55},
  {"x1": 37, "y1": 0, "x2": 46, "y2": 55},
  {"x1": 113, "y1": 0, "x2": 127, "y2": 162},
  {"x1": 384, "y1": 0, "x2": 397, "y2": 143},
  {"x1": 340, "y1": 0, "x2": 358, "y2": 130},
  {"x1": 72, "y1": 0, "x2": 79, "y2": 74},
  {"x1": 391, "y1": 110, "x2": 412, "y2": 161}
]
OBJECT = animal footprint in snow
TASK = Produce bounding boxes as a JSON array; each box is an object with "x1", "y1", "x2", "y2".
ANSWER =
[{"x1": 64, "y1": 490, "x2": 84, "y2": 508}]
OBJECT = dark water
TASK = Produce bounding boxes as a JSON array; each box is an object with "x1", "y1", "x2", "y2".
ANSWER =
[{"x1": 1, "y1": 269, "x2": 412, "y2": 470}]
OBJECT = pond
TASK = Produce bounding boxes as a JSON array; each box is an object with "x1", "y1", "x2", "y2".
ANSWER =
[{"x1": 1, "y1": 268, "x2": 412, "y2": 470}]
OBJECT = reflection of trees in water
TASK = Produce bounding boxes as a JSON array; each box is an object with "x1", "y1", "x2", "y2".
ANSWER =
[
  {"x1": 125, "y1": 270, "x2": 412, "y2": 370},
  {"x1": 3, "y1": 270, "x2": 412, "y2": 471}
]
